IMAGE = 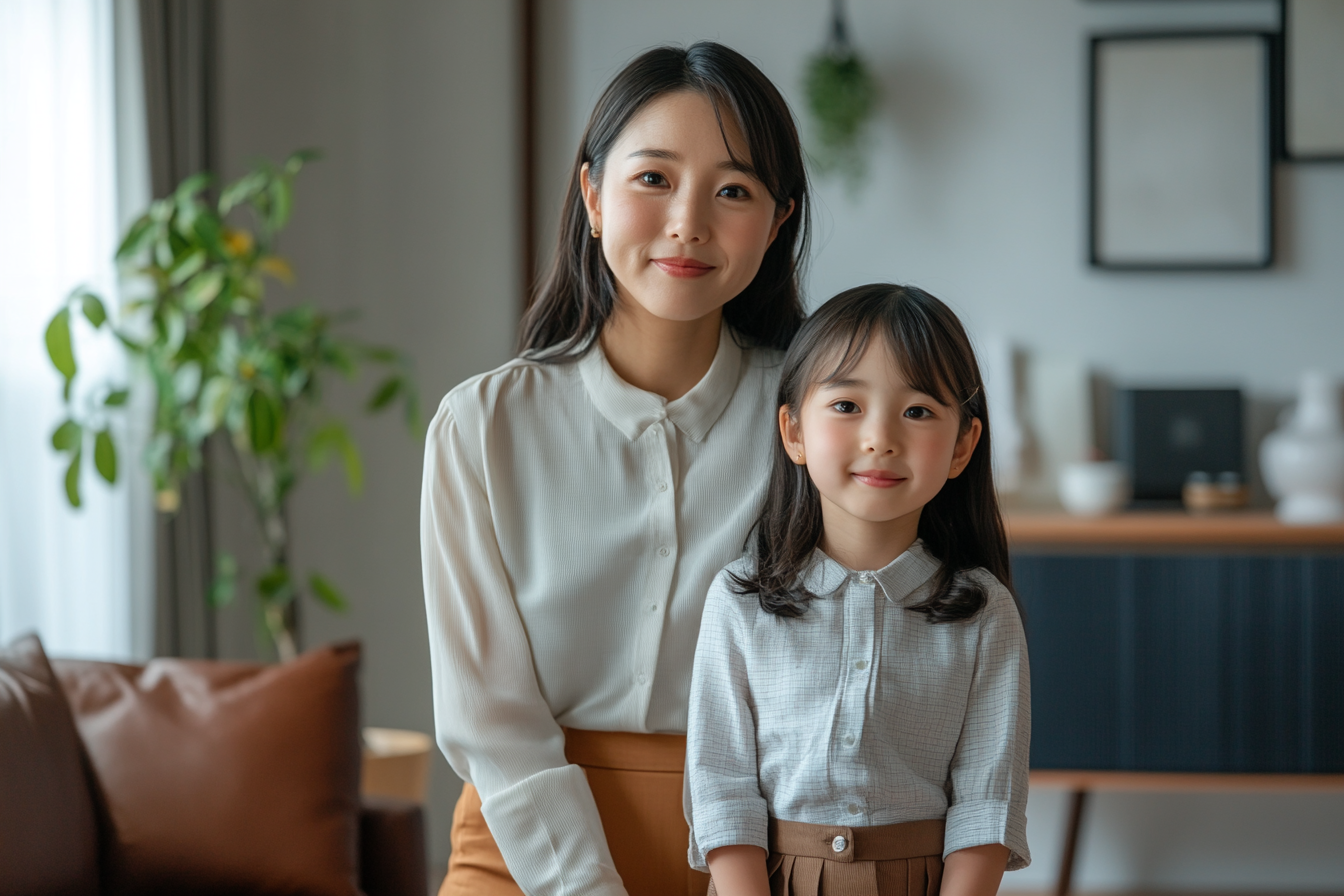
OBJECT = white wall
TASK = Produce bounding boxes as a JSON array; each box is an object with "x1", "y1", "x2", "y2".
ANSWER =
[
  {"x1": 536, "y1": 0, "x2": 1344, "y2": 892},
  {"x1": 217, "y1": 0, "x2": 520, "y2": 872}
]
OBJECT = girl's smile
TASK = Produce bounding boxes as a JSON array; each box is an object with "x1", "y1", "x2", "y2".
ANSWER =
[{"x1": 651, "y1": 256, "x2": 716, "y2": 278}]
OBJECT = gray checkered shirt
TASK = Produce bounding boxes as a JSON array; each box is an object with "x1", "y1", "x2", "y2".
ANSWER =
[{"x1": 685, "y1": 541, "x2": 1031, "y2": 872}]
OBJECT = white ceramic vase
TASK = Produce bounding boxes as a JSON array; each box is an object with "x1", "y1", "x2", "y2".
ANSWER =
[{"x1": 1260, "y1": 371, "x2": 1344, "y2": 524}]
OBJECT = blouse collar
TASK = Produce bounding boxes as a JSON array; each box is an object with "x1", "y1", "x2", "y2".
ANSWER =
[
  {"x1": 800, "y1": 540, "x2": 942, "y2": 606},
  {"x1": 577, "y1": 322, "x2": 744, "y2": 443}
]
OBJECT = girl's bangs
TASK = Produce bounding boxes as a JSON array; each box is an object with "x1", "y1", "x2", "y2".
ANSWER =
[{"x1": 807, "y1": 315, "x2": 963, "y2": 410}]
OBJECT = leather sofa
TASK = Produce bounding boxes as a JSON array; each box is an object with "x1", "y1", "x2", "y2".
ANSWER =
[{"x1": 0, "y1": 634, "x2": 427, "y2": 896}]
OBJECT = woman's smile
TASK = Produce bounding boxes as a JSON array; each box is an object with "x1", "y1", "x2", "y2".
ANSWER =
[{"x1": 651, "y1": 256, "x2": 716, "y2": 278}]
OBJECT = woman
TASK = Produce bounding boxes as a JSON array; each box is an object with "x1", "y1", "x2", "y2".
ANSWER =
[{"x1": 421, "y1": 42, "x2": 809, "y2": 896}]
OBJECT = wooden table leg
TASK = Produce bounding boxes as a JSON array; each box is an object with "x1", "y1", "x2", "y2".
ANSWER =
[{"x1": 1054, "y1": 788, "x2": 1088, "y2": 896}]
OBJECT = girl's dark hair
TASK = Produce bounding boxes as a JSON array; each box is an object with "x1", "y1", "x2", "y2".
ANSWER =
[
  {"x1": 518, "y1": 42, "x2": 809, "y2": 360},
  {"x1": 733, "y1": 283, "x2": 1013, "y2": 623}
]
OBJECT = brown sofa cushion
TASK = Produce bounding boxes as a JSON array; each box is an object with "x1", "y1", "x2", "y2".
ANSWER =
[
  {"x1": 0, "y1": 633, "x2": 100, "y2": 896},
  {"x1": 55, "y1": 642, "x2": 363, "y2": 896}
]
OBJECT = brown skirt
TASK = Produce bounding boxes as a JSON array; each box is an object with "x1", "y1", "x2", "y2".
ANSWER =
[
  {"x1": 440, "y1": 728, "x2": 711, "y2": 896},
  {"x1": 712, "y1": 817, "x2": 944, "y2": 896}
]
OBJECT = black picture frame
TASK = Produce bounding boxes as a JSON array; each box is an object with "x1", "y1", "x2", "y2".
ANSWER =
[
  {"x1": 1089, "y1": 32, "x2": 1275, "y2": 271},
  {"x1": 1281, "y1": 0, "x2": 1344, "y2": 161}
]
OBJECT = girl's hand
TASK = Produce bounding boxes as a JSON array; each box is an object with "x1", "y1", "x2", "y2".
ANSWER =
[
  {"x1": 940, "y1": 843, "x2": 1010, "y2": 896},
  {"x1": 706, "y1": 844, "x2": 770, "y2": 896}
]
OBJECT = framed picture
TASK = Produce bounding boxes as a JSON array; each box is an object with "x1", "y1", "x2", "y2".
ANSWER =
[
  {"x1": 1282, "y1": 0, "x2": 1344, "y2": 160},
  {"x1": 1089, "y1": 33, "x2": 1274, "y2": 270}
]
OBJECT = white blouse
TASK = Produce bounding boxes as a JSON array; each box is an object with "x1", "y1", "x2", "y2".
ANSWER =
[
  {"x1": 421, "y1": 325, "x2": 784, "y2": 896},
  {"x1": 686, "y1": 543, "x2": 1032, "y2": 873}
]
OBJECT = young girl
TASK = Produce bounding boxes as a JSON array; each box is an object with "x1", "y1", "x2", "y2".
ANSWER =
[{"x1": 686, "y1": 284, "x2": 1030, "y2": 896}]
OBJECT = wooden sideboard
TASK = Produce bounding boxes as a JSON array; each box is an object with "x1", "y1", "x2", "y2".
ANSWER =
[{"x1": 1005, "y1": 511, "x2": 1344, "y2": 894}]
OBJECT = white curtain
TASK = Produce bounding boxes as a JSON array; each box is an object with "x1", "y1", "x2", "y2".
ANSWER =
[{"x1": 0, "y1": 0, "x2": 153, "y2": 660}]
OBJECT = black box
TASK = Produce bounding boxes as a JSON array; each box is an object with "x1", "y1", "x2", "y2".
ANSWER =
[{"x1": 1114, "y1": 388, "x2": 1243, "y2": 504}]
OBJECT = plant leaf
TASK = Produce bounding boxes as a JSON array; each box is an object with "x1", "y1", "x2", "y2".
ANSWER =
[
  {"x1": 51, "y1": 419, "x2": 81, "y2": 451},
  {"x1": 209, "y1": 553, "x2": 238, "y2": 608},
  {"x1": 305, "y1": 422, "x2": 361, "y2": 493},
  {"x1": 80, "y1": 292, "x2": 107, "y2": 328},
  {"x1": 256, "y1": 565, "x2": 293, "y2": 604},
  {"x1": 246, "y1": 390, "x2": 280, "y2": 452},
  {"x1": 163, "y1": 308, "x2": 186, "y2": 355},
  {"x1": 116, "y1": 214, "x2": 156, "y2": 260},
  {"x1": 94, "y1": 429, "x2": 118, "y2": 483},
  {"x1": 174, "y1": 361, "x2": 202, "y2": 404},
  {"x1": 258, "y1": 255, "x2": 295, "y2": 284},
  {"x1": 198, "y1": 376, "x2": 233, "y2": 431},
  {"x1": 366, "y1": 376, "x2": 401, "y2": 412},
  {"x1": 181, "y1": 269, "x2": 225, "y2": 313},
  {"x1": 284, "y1": 148, "x2": 322, "y2": 175},
  {"x1": 268, "y1": 177, "x2": 293, "y2": 231},
  {"x1": 64, "y1": 449, "x2": 82, "y2": 508},
  {"x1": 104, "y1": 388, "x2": 130, "y2": 407},
  {"x1": 308, "y1": 572, "x2": 349, "y2": 612},
  {"x1": 45, "y1": 309, "x2": 76, "y2": 382},
  {"x1": 168, "y1": 249, "x2": 206, "y2": 286}
]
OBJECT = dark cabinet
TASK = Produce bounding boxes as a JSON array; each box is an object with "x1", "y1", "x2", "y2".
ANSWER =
[{"x1": 1015, "y1": 554, "x2": 1344, "y2": 773}]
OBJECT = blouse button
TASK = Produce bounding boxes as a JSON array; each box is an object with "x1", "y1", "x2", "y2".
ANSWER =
[
  {"x1": 656, "y1": 481, "x2": 668, "y2": 492},
  {"x1": 658, "y1": 546, "x2": 670, "y2": 557},
  {"x1": 843, "y1": 733, "x2": 855, "y2": 746},
  {"x1": 831, "y1": 835, "x2": 847, "y2": 853},
  {"x1": 847, "y1": 803, "x2": 861, "y2": 815},
  {"x1": 857, "y1": 572, "x2": 873, "y2": 584},
  {"x1": 637, "y1": 673, "x2": 648, "y2": 685},
  {"x1": 854, "y1": 659, "x2": 868, "y2": 671}
]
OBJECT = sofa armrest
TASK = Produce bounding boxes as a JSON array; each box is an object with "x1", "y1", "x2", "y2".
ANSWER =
[{"x1": 360, "y1": 796, "x2": 427, "y2": 896}]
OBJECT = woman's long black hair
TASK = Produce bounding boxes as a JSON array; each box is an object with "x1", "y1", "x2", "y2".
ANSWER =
[
  {"x1": 518, "y1": 42, "x2": 810, "y2": 360},
  {"x1": 732, "y1": 284, "x2": 1013, "y2": 623}
]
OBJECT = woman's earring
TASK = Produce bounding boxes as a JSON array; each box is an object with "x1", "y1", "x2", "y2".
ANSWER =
[
  {"x1": 590, "y1": 226, "x2": 600, "y2": 239},
  {"x1": 796, "y1": 452, "x2": 804, "y2": 464}
]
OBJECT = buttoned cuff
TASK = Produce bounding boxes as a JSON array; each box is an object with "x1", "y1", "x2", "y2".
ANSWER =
[
  {"x1": 688, "y1": 796, "x2": 770, "y2": 872},
  {"x1": 943, "y1": 798, "x2": 1031, "y2": 871},
  {"x1": 480, "y1": 764, "x2": 629, "y2": 896}
]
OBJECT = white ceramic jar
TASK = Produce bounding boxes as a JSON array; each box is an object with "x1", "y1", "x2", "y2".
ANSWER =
[
  {"x1": 1260, "y1": 371, "x2": 1344, "y2": 524},
  {"x1": 1059, "y1": 460, "x2": 1131, "y2": 516}
]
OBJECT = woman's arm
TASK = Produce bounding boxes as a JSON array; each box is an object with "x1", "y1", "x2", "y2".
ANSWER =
[
  {"x1": 706, "y1": 845, "x2": 770, "y2": 896},
  {"x1": 941, "y1": 843, "x2": 1010, "y2": 896},
  {"x1": 422, "y1": 399, "x2": 625, "y2": 896}
]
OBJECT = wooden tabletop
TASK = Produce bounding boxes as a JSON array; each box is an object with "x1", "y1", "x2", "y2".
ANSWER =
[
  {"x1": 1006, "y1": 510, "x2": 1344, "y2": 548},
  {"x1": 1031, "y1": 769, "x2": 1344, "y2": 792}
]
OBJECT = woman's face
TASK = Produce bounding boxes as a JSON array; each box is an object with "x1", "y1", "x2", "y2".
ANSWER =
[{"x1": 582, "y1": 90, "x2": 793, "y2": 325}]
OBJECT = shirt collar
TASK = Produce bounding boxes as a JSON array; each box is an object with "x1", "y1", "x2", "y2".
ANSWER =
[
  {"x1": 800, "y1": 540, "x2": 942, "y2": 605},
  {"x1": 577, "y1": 322, "x2": 744, "y2": 442}
]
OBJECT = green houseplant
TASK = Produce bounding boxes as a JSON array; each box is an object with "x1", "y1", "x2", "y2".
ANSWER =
[
  {"x1": 45, "y1": 150, "x2": 419, "y2": 661},
  {"x1": 803, "y1": 0, "x2": 879, "y2": 187}
]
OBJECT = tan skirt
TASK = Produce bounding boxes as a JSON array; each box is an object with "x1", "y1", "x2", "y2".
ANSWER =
[
  {"x1": 440, "y1": 727, "x2": 711, "y2": 896},
  {"x1": 724, "y1": 817, "x2": 946, "y2": 896}
]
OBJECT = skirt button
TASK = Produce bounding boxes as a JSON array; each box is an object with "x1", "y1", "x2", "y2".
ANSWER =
[{"x1": 831, "y1": 835, "x2": 847, "y2": 853}]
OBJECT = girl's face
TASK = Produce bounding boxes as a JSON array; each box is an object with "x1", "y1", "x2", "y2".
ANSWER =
[
  {"x1": 780, "y1": 338, "x2": 983, "y2": 540},
  {"x1": 581, "y1": 90, "x2": 793, "y2": 325}
]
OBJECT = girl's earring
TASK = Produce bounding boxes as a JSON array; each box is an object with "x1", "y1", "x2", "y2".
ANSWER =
[
  {"x1": 590, "y1": 225, "x2": 600, "y2": 239},
  {"x1": 796, "y1": 452, "x2": 804, "y2": 464}
]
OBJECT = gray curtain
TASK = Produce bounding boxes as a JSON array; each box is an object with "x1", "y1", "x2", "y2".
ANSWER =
[{"x1": 139, "y1": 0, "x2": 218, "y2": 658}]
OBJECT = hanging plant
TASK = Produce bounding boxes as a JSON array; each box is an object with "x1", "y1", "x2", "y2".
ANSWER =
[{"x1": 803, "y1": 0, "x2": 879, "y2": 186}]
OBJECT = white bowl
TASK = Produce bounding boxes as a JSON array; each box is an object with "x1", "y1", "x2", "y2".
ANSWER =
[{"x1": 1059, "y1": 461, "x2": 1131, "y2": 517}]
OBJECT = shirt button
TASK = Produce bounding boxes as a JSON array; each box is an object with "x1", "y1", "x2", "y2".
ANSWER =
[
  {"x1": 854, "y1": 659, "x2": 868, "y2": 671},
  {"x1": 658, "y1": 546, "x2": 670, "y2": 557},
  {"x1": 847, "y1": 803, "x2": 861, "y2": 816},
  {"x1": 831, "y1": 835, "x2": 847, "y2": 853},
  {"x1": 637, "y1": 673, "x2": 648, "y2": 685},
  {"x1": 656, "y1": 481, "x2": 668, "y2": 492},
  {"x1": 858, "y1": 572, "x2": 873, "y2": 584},
  {"x1": 650, "y1": 603, "x2": 659, "y2": 612},
  {"x1": 843, "y1": 733, "x2": 855, "y2": 746}
]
